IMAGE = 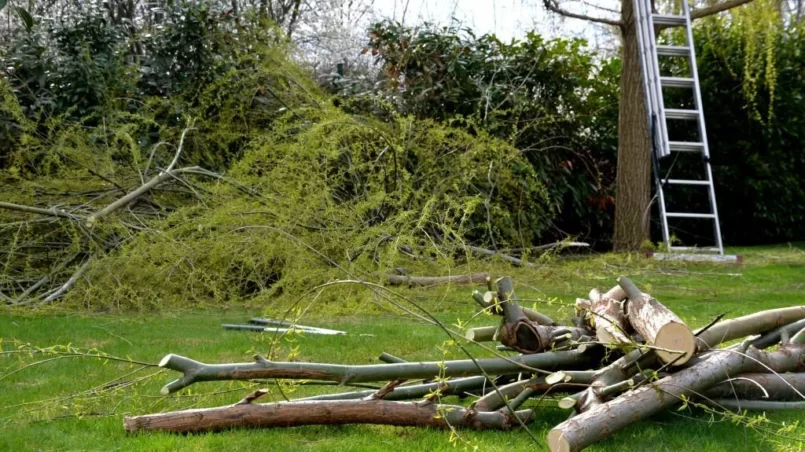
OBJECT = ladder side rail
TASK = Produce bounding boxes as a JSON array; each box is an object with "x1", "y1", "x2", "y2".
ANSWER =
[
  {"x1": 634, "y1": 0, "x2": 672, "y2": 248},
  {"x1": 680, "y1": 0, "x2": 725, "y2": 254},
  {"x1": 634, "y1": 0, "x2": 664, "y2": 155},
  {"x1": 644, "y1": 8, "x2": 672, "y2": 158}
]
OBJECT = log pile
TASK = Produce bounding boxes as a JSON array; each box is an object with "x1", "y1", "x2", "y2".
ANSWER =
[{"x1": 125, "y1": 276, "x2": 805, "y2": 451}]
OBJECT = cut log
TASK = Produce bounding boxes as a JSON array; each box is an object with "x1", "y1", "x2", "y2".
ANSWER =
[
  {"x1": 158, "y1": 347, "x2": 600, "y2": 394},
  {"x1": 618, "y1": 276, "x2": 695, "y2": 365},
  {"x1": 547, "y1": 341, "x2": 805, "y2": 452},
  {"x1": 589, "y1": 285, "x2": 630, "y2": 346},
  {"x1": 695, "y1": 306, "x2": 805, "y2": 352},
  {"x1": 124, "y1": 396, "x2": 533, "y2": 433},
  {"x1": 386, "y1": 272, "x2": 489, "y2": 286}
]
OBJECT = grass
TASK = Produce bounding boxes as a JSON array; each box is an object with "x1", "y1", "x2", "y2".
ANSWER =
[{"x1": 2, "y1": 244, "x2": 805, "y2": 451}]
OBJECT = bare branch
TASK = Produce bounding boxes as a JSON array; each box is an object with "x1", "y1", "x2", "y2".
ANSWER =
[
  {"x1": 0, "y1": 202, "x2": 80, "y2": 219},
  {"x1": 542, "y1": 0, "x2": 624, "y2": 27},
  {"x1": 691, "y1": 0, "x2": 757, "y2": 20}
]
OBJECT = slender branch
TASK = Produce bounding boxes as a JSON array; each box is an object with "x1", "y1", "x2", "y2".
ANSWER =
[
  {"x1": 702, "y1": 399, "x2": 805, "y2": 411},
  {"x1": 0, "y1": 202, "x2": 79, "y2": 219},
  {"x1": 386, "y1": 272, "x2": 489, "y2": 286},
  {"x1": 85, "y1": 166, "x2": 205, "y2": 226},
  {"x1": 466, "y1": 246, "x2": 540, "y2": 268}
]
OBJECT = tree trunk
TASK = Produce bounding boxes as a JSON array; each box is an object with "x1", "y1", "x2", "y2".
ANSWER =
[
  {"x1": 613, "y1": 1, "x2": 652, "y2": 251},
  {"x1": 124, "y1": 396, "x2": 533, "y2": 433}
]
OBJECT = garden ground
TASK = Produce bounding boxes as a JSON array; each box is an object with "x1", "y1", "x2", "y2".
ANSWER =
[{"x1": 2, "y1": 244, "x2": 805, "y2": 451}]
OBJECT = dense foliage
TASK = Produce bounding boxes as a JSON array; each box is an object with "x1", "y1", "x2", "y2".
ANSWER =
[
  {"x1": 0, "y1": 2, "x2": 552, "y2": 310},
  {"x1": 342, "y1": 22, "x2": 621, "y2": 246}
]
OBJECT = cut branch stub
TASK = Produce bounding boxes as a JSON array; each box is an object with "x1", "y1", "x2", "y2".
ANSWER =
[
  {"x1": 495, "y1": 277, "x2": 586, "y2": 354},
  {"x1": 618, "y1": 276, "x2": 695, "y2": 365}
]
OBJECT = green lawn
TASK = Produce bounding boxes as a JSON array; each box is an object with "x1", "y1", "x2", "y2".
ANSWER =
[{"x1": 2, "y1": 245, "x2": 805, "y2": 451}]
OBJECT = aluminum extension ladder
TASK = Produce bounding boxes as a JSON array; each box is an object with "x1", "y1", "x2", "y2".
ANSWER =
[{"x1": 633, "y1": 0, "x2": 738, "y2": 262}]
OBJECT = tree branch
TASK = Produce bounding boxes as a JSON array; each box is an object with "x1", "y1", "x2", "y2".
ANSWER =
[
  {"x1": 691, "y1": 0, "x2": 757, "y2": 20},
  {"x1": 542, "y1": 0, "x2": 623, "y2": 27}
]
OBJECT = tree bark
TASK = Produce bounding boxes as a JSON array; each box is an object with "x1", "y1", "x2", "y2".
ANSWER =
[
  {"x1": 619, "y1": 277, "x2": 695, "y2": 365},
  {"x1": 702, "y1": 373, "x2": 805, "y2": 401},
  {"x1": 124, "y1": 396, "x2": 533, "y2": 433},
  {"x1": 159, "y1": 347, "x2": 600, "y2": 394},
  {"x1": 547, "y1": 342, "x2": 805, "y2": 452},
  {"x1": 613, "y1": 0, "x2": 652, "y2": 251}
]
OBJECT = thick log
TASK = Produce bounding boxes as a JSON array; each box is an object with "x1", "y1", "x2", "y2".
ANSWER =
[
  {"x1": 748, "y1": 318, "x2": 805, "y2": 349},
  {"x1": 547, "y1": 340, "x2": 805, "y2": 452},
  {"x1": 159, "y1": 347, "x2": 600, "y2": 394},
  {"x1": 124, "y1": 395, "x2": 533, "y2": 433},
  {"x1": 386, "y1": 272, "x2": 489, "y2": 286},
  {"x1": 589, "y1": 285, "x2": 630, "y2": 346},
  {"x1": 702, "y1": 373, "x2": 805, "y2": 401},
  {"x1": 695, "y1": 306, "x2": 805, "y2": 352},
  {"x1": 618, "y1": 276, "x2": 695, "y2": 365}
]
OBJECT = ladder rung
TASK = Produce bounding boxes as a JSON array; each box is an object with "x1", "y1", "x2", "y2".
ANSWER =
[
  {"x1": 666, "y1": 179, "x2": 710, "y2": 185},
  {"x1": 661, "y1": 77, "x2": 695, "y2": 88},
  {"x1": 657, "y1": 45, "x2": 691, "y2": 57},
  {"x1": 669, "y1": 246, "x2": 721, "y2": 252},
  {"x1": 669, "y1": 141, "x2": 704, "y2": 152},
  {"x1": 653, "y1": 14, "x2": 687, "y2": 26},
  {"x1": 665, "y1": 109, "x2": 699, "y2": 120},
  {"x1": 665, "y1": 212, "x2": 716, "y2": 219}
]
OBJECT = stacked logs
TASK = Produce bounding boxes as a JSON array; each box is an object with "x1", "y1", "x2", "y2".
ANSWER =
[{"x1": 124, "y1": 276, "x2": 805, "y2": 451}]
